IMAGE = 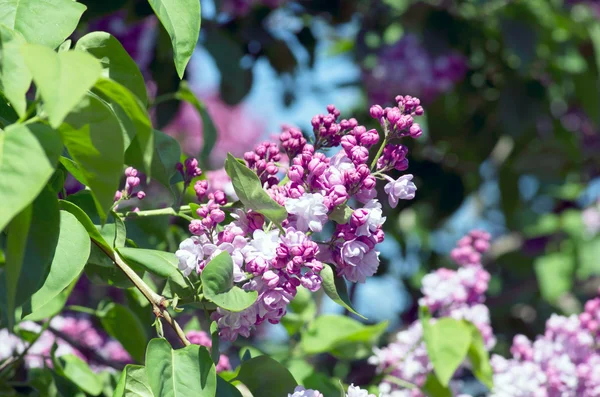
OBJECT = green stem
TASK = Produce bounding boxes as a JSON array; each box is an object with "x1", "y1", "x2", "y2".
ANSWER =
[
  {"x1": 65, "y1": 305, "x2": 97, "y2": 315},
  {"x1": 151, "y1": 93, "x2": 177, "y2": 107},
  {"x1": 120, "y1": 205, "x2": 193, "y2": 220}
]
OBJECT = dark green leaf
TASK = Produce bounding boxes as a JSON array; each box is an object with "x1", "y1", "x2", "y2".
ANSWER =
[
  {"x1": 147, "y1": 0, "x2": 201, "y2": 79},
  {"x1": 422, "y1": 373, "x2": 452, "y2": 397},
  {"x1": 145, "y1": 338, "x2": 216, "y2": 397},
  {"x1": 216, "y1": 376, "x2": 242, "y2": 397},
  {"x1": 201, "y1": 251, "x2": 258, "y2": 312},
  {"x1": 176, "y1": 81, "x2": 216, "y2": 165},
  {"x1": 114, "y1": 364, "x2": 154, "y2": 397},
  {"x1": 321, "y1": 264, "x2": 365, "y2": 319},
  {"x1": 76, "y1": 32, "x2": 148, "y2": 104},
  {"x1": 58, "y1": 200, "x2": 112, "y2": 254},
  {"x1": 224, "y1": 153, "x2": 287, "y2": 225},
  {"x1": 99, "y1": 302, "x2": 148, "y2": 362},
  {"x1": 0, "y1": 25, "x2": 31, "y2": 116},
  {"x1": 0, "y1": 0, "x2": 86, "y2": 49},
  {"x1": 21, "y1": 44, "x2": 102, "y2": 128},
  {"x1": 422, "y1": 318, "x2": 472, "y2": 386},
  {"x1": 59, "y1": 93, "x2": 124, "y2": 223},
  {"x1": 56, "y1": 354, "x2": 103, "y2": 396},
  {"x1": 0, "y1": 123, "x2": 62, "y2": 231},
  {"x1": 150, "y1": 129, "x2": 181, "y2": 193},
  {"x1": 235, "y1": 355, "x2": 297, "y2": 397}
]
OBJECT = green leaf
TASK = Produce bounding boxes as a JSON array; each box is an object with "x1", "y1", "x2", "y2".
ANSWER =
[
  {"x1": 58, "y1": 200, "x2": 112, "y2": 254},
  {"x1": 0, "y1": 123, "x2": 62, "y2": 232},
  {"x1": 147, "y1": 0, "x2": 201, "y2": 79},
  {"x1": 151, "y1": 129, "x2": 181, "y2": 192},
  {"x1": 19, "y1": 210, "x2": 90, "y2": 319},
  {"x1": 201, "y1": 251, "x2": 258, "y2": 312},
  {"x1": 21, "y1": 44, "x2": 102, "y2": 128},
  {"x1": 422, "y1": 318, "x2": 472, "y2": 386},
  {"x1": 422, "y1": 373, "x2": 452, "y2": 397},
  {"x1": 22, "y1": 279, "x2": 77, "y2": 322},
  {"x1": 59, "y1": 93, "x2": 124, "y2": 223},
  {"x1": 321, "y1": 264, "x2": 365, "y2": 319},
  {"x1": 176, "y1": 81, "x2": 216, "y2": 165},
  {"x1": 56, "y1": 354, "x2": 103, "y2": 396},
  {"x1": 300, "y1": 315, "x2": 386, "y2": 360},
  {"x1": 466, "y1": 322, "x2": 493, "y2": 389},
  {"x1": 328, "y1": 204, "x2": 353, "y2": 224},
  {"x1": 534, "y1": 252, "x2": 575, "y2": 303},
  {"x1": 145, "y1": 338, "x2": 216, "y2": 397},
  {"x1": 4, "y1": 205, "x2": 32, "y2": 329},
  {"x1": 0, "y1": 0, "x2": 86, "y2": 49},
  {"x1": 99, "y1": 302, "x2": 147, "y2": 362},
  {"x1": 117, "y1": 247, "x2": 190, "y2": 298},
  {"x1": 224, "y1": 153, "x2": 287, "y2": 225},
  {"x1": 235, "y1": 355, "x2": 297, "y2": 397},
  {"x1": 114, "y1": 365, "x2": 155, "y2": 397},
  {"x1": 216, "y1": 376, "x2": 242, "y2": 397},
  {"x1": 210, "y1": 321, "x2": 219, "y2": 365},
  {"x1": 0, "y1": 25, "x2": 31, "y2": 116},
  {"x1": 93, "y1": 78, "x2": 153, "y2": 176},
  {"x1": 76, "y1": 32, "x2": 148, "y2": 105}
]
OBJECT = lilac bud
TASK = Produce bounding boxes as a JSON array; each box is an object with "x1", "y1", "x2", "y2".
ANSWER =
[
  {"x1": 308, "y1": 158, "x2": 327, "y2": 177},
  {"x1": 351, "y1": 209, "x2": 369, "y2": 227},
  {"x1": 311, "y1": 115, "x2": 321, "y2": 129},
  {"x1": 348, "y1": 118, "x2": 358, "y2": 129},
  {"x1": 265, "y1": 163, "x2": 279, "y2": 175},
  {"x1": 263, "y1": 270, "x2": 280, "y2": 288},
  {"x1": 415, "y1": 106, "x2": 424, "y2": 116},
  {"x1": 125, "y1": 167, "x2": 138, "y2": 177},
  {"x1": 132, "y1": 207, "x2": 140, "y2": 213},
  {"x1": 370, "y1": 104, "x2": 384, "y2": 119},
  {"x1": 136, "y1": 191, "x2": 146, "y2": 200},
  {"x1": 176, "y1": 162, "x2": 184, "y2": 175},
  {"x1": 340, "y1": 135, "x2": 357, "y2": 152},
  {"x1": 213, "y1": 190, "x2": 227, "y2": 205},
  {"x1": 210, "y1": 209, "x2": 225, "y2": 224},
  {"x1": 362, "y1": 175, "x2": 376, "y2": 190},
  {"x1": 286, "y1": 182, "x2": 306, "y2": 199},
  {"x1": 247, "y1": 212, "x2": 265, "y2": 231},
  {"x1": 386, "y1": 108, "x2": 402, "y2": 125},
  {"x1": 359, "y1": 129, "x2": 380, "y2": 146},
  {"x1": 288, "y1": 165, "x2": 304, "y2": 182},
  {"x1": 114, "y1": 190, "x2": 122, "y2": 202},
  {"x1": 350, "y1": 146, "x2": 369, "y2": 164},
  {"x1": 127, "y1": 176, "x2": 140, "y2": 188},
  {"x1": 194, "y1": 180, "x2": 208, "y2": 200},
  {"x1": 196, "y1": 206, "x2": 209, "y2": 218},
  {"x1": 189, "y1": 220, "x2": 204, "y2": 235},
  {"x1": 409, "y1": 123, "x2": 422, "y2": 138},
  {"x1": 328, "y1": 185, "x2": 348, "y2": 207}
]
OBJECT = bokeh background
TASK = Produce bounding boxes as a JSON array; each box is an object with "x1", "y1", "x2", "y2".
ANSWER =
[{"x1": 72, "y1": 0, "x2": 600, "y2": 368}]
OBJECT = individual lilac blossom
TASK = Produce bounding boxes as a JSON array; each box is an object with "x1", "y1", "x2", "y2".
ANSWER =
[
  {"x1": 383, "y1": 174, "x2": 417, "y2": 207},
  {"x1": 113, "y1": 167, "x2": 145, "y2": 209},
  {"x1": 285, "y1": 193, "x2": 329, "y2": 232},
  {"x1": 354, "y1": 200, "x2": 386, "y2": 237},
  {"x1": 346, "y1": 384, "x2": 379, "y2": 397},
  {"x1": 175, "y1": 236, "x2": 205, "y2": 276},
  {"x1": 288, "y1": 386, "x2": 324, "y2": 397},
  {"x1": 339, "y1": 239, "x2": 380, "y2": 283}
]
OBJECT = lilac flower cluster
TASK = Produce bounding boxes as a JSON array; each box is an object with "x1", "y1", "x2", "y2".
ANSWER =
[
  {"x1": 175, "y1": 95, "x2": 422, "y2": 341},
  {"x1": 113, "y1": 167, "x2": 146, "y2": 210},
  {"x1": 0, "y1": 316, "x2": 131, "y2": 372},
  {"x1": 185, "y1": 330, "x2": 231, "y2": 372},
  {"x1": 369, "y1": 231, "x2": 495, "y2": 396},
  {"x1": 363, "y1": 35, "x2": 467, "y2": 105},
  {"x1": 289, "y1": 384, "x2": 378, "y2": 397}
]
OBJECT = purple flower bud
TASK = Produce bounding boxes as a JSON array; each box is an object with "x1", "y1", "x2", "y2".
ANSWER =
[
  {"x1": 370, "y1": 104, "x2": 384, "y2": 119},
  {"x1": 196, "y1": 206, "x2": 209, "y2": 218},
  {"x1": 114, "y1": 190, "x2": 122, "y2": 202},
  {"x1": 351, "y1": 209, "x2": 369, "y2": 227},
  {"x1": 286, "y1": 182, "x2": 306, "y2": 199},
  {"x1": 125, "y1": 167, "x2": 138, "y2": 177},
  {"x1": 308, "y1": 158, "x2": 327, "y2": 177},
  {"x1": 266, "y1": 163, "x2": 279, "y2": 175},
  {"x1": 136, "y1": 191, "x2": 146, "y2": 200},
  {"x1": 327, "y1": 185, "x2": 348, "y2": 207},
  {"x1": 341, "y1": 135, "x2": 357, "y2": 152},
  {"x1": 348, "y1": 118, "x2": 358, "y2": 129},
  {"x1": 415, "y1": 106, "x2": 424, "y2": 116},
  {"x1": 301, "y1": 271, "x2": 322, "y2": 292},
  {"x1": 359, "y1": 129, "x2": 380, "y2": 146},
  {"x1": 288, "y1": 165, "x2": 304, "y2": 182},
  {"x1": 189, "y1": 220, "x2": 204, "y2": 235},
  {"x1": 350, "y1": 146, "x2": 369, "y2": 164},
  {"x1": 247, "y1": 212, "x2": 265, "y2": 231},
  {"x1": 213, "y1": 190, "x2": 227, "y2": 205},
  {"x1": 311, "y1": 115, "x2": 321, "y2": 129},
  {"x1": 409, "y1": 123, "x2": 422, "y2": 138},
  {"x1": 127, "y1": 176, "x2": 140, "y2": 188},
  {"x1": 263, "y1": 270, "x2": 280, "y2": 288},
  {"x1": 194, "y1": 180, "x2": 208, "y2": 200},
  {"x1": 210, "y1": 209, "x2": 226, "y2": 224},
  {"x1": 386, "y1": 108, "x2": 402, "y2": 125},
  {"x1": 362, "y1": 175, "x2": 376, "y2": 190}
]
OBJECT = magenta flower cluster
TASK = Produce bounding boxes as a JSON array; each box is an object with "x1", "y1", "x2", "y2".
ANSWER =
[
  {"x1": 175, "y1": 95, "x2": 422, "y2": 341},
  {"x1": 113, "y1": 167, "x2": 146, "y2": 211},
  {"x1": 0, "y1": 315, "x2": 131, "y2": 372},
  {"x1": 363, "y1": 34, "x2": 467, "y2": 105}
]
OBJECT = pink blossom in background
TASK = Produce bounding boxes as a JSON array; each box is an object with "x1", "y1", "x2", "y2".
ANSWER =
[
  {"x1": 363, "y1": 35, "x2": 467, "y2": 105},
  {"x1": 163, "y1": 95, "x2": 265, "y2": 167}
]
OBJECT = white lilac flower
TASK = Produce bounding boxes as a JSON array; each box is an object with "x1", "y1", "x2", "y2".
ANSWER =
[
  {"x1": 288, "y1": 386, "x2": 324, "y2": 397},
  {"x1": 175, "y1": 236, "x2": 204, "y2": 276},
  {"x1": 346, "y1": 384, "x2": 379, "y2": 397},
  {"x1": 355, "y1": 199, "x2": 386, "y2": 237},
  {"x1": 284, "y1": 192, "x2": 329, "y2": 232},
  {"x1": 247, "y1": 229, "x2": 280, "y2": 260},
  {"x1": 340, "y1": 239, "x2": 380, "y2": 283},
  {"x1": 383, "y1": 174, "x2": 416, "y2": 208}
]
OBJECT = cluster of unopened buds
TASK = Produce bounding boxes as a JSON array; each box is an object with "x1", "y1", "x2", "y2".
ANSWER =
[
  {"x1": 113, "y1": 167, "x2": 146, "y2": 211},
  {"x1": 368, "y1": 230, "x2": 600, "y2": 397},
  {"x1": 175, "y1": 95, "x2": 422, "y2": 341}
]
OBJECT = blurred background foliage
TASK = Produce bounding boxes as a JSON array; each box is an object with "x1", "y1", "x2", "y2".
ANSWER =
[{"x1": 72, "y1": 0, "x2": 600, "y2": 370}]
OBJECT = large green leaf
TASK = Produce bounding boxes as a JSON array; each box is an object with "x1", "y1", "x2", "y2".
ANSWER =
[
  {"x1": 76, "y1": 32, "x2": 148, "y2": 104},
  {"x1": 0, "y1": 0, "x2": 86, "y2": 49},
  {"x1": 19, "y1": 210, "x2": 89, "y2": 319},
  {"x1": 0, "y1": 123, "x2": 62, "y2": 231},
  {"x1": 145, "y1": 338, "x2": 216, "y2": 397},
  {"x1": 147, "y1": 0, "x2": 201, "y2": 79},
  {"x1": 4, "y1": 205, "x2": 32, "y2": 329},
  {"x1": 21, "y1": 279, "x2": 77, "y2": 322},
  {"x1": 58, "y1": 200, "x2": 112, "y2": 254},
  {"x1": 93, "y1": 78, "x2": 153, "y2": 175},
  {"x1": 235, "y1": 355, "x2": 297, "y2": 397},
  {"x1": 466, "y1": 322, "x2": 493, "y2": 389},
  {"x1": 216, "y1": 376, "x2": 243, "y2": 397},
  {"x1": 150, "y1": 129, "x2": 181, "y2": 192},
  {"x1": 59, "y1": 93, "x2": 124, "y2": 223},
  {"x1": 321, "y1": 264, "x2": 365, "y2": 319},
  {"x1": 117, "y1": 247, "x2": 190, "y2": 298},
  {"x1": 56, "y1": 354, "x2": 103, "y2": 396},
  {"x1": 99, "y1": 302, "x2": 148, "y2": 362},
  {"x1": 176, "y1": 81, "x2": 216, "y2": 165},
  {"x1": 0, "y1": 25, "x2": 31, "y2": 116},
  {"x1": 114, "y1": 365, "x2": 155, "y2": 397},
  {"x1": 201, "y1": 251, "x2": 258, "y2": 312},
  {"x1": 21, "y1": 44, "x2": 102, "y2": 128},
  {"x1": 422, "y1": 318, "x2": 472, "y2": 386},
  {"x1": 224, "y1": 153, "x2": 287, "y2": 225}
]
